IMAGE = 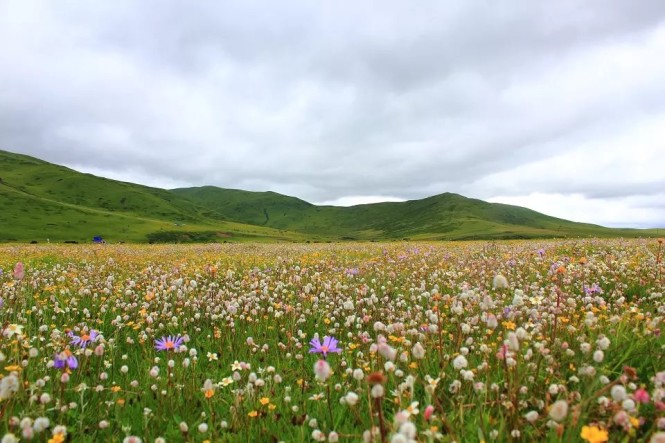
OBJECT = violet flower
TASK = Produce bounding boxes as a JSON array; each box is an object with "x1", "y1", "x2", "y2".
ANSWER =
[
  {"x1": 309, "y1": 336, "x2": 342, "y2": 358},
  {"x1": 53, "y1": 351, "x2": 78, "y2": 370},
  {"x1": 69, "y1": 330, "x2": 99, "y2": 348},
  {"x1": 155, "y1": 335, "x2": 184, "y2": 352}
]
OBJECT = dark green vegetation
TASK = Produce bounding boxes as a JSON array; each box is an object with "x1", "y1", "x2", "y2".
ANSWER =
[{"x1": 1, "y1": 149, "x2": 661, "y2": 242}]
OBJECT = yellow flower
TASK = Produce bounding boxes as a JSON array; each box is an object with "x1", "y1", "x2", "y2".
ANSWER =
[
  {"x1": 111, "y1": 386, "x2": 122, "y2": 393},
  {"x1": 48, "y1": 433, "x2": 66, "y2": 443},
  {"x1": 260, "y1": 397, "x2": 270, "y2": 405},
  {"x1": 205, "y1": 389, "x2": 215, "y2": 399},
  {"x1": 502, "y1": 321, "x2": 516, "y2": 330},
  {"x1": 248, "y1": 410, "x2": 258, "y2": 417},
  {"x1": 629, "y1": 416, "x2": 640, "y2": 428},
  {"x1": 4, "y1": 365, "x2": 22, "y2": 372},
  {"x1": 580, "y1": 425, "x2": 608, "y2": 443},
  {"x1": 389, "y1": 335, "x2": 405, "y2": 343}
]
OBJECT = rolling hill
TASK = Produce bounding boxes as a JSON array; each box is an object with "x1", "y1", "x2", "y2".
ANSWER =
[{"x1": 1, "y1": 149, "x2": 660, "y2": 242}]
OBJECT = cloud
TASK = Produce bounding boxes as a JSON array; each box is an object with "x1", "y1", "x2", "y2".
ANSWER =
[
  {"x1": 1, "y1": 1, "x2": 664, "y2": 227},
  {"x1": 315, "y1": 196, "x2": 406, "y2": 207}
]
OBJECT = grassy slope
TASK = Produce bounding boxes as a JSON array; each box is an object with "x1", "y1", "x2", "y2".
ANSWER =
[
  {"x1": 0, "y1": 150, "x2": 307, "y2": 242},
  {"x1": 2, "y1": 149, "x2": 661, "y2": 242},
  {"x1": 173, "y1": 187, "x2": 662, "y2": 240}
]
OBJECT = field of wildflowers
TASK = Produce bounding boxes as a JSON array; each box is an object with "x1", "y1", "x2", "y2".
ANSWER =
[{"x1": 1, "y1": 239, "x2": 664, "y2": 442}]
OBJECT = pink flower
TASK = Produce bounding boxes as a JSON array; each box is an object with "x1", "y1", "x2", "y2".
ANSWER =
[
  {"x1": 314, "y1": 359, "x2": 331, "y2": 382},
  {"x1": 634, "y1": 388, "x2": 650, "y2": 404},
  {"x1": 424, "y1": 405, "x2": 435, "y2": 421},
  {"x1": 13, "y1": 262, "x2": 24, "y2": 280},
  {"x1": 496, "y1": 344, "x2": 508, "y2": 360}
]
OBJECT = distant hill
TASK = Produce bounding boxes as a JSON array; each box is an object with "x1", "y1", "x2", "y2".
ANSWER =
[
  {"x1": 0, "y1": 150, "x2": 306, "y2": 242},
  {"x1": 174, "y1": 186, "x2": 656, "y2": 240},
  {"x1": 1, "y1": 149, "x2": 660, "y2": 242}
]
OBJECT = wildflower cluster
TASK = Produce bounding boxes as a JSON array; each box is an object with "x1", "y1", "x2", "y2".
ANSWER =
[{"x1": 0, "y1": 239, "x2": 663, "y2": 441}]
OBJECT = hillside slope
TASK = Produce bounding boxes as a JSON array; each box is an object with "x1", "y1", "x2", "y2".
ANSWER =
[
  {"x1": 174, "y1": 186, "x2": 643, "y2": 240},
  {"x1": 0, "y1": 150, "x2": 307, "y2": 242},
  {"x1": 1, "y1": 149, "x2": 661, "y2": 242}
]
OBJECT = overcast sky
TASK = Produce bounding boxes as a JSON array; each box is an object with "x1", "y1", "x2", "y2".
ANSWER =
[{"x1": 1, "y1": 1, "x2": 664, "y2": 228}]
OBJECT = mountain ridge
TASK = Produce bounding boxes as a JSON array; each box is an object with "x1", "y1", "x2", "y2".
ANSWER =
[{"x1": 1, "y1": 149, "x2": 661, "y2": 242}]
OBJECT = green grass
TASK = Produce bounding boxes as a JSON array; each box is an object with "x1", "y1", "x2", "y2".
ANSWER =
[
  {"x1": 174, "y1": 187, "x2": 662, "y2": 241},
  {"x1": 0, "y1": 240, "x2": 664, "y2": 441},
  {"x1": 1, "y1": 149, "x2": 662, "y2": 243}
]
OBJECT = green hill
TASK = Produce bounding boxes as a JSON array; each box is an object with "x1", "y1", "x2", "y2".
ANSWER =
[
  {"x1": 0, "y1": 150, "x2": 308, "y2": 243},
  {"x1": 174, "y1": 186, "x2": 659, "y2": 240},
  {"x1": 1, "y1": 149, "x2": 661, "y2": 242}
]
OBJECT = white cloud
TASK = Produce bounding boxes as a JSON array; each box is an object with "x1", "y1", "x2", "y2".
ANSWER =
[
  {"x1": 488, "y1": 193, "x2": 665, "y2": 228},
  {"x1": 1, "y1": 1, "x2": 664, "y2": 227},
  {"x1": 315, "y1": 196, "x2": 406, "y2": 207}
]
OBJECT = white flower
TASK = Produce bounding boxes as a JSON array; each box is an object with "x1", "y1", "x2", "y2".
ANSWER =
[
  {"x1": 403, "y1": 401, "x2": 419, "y2": 417},
  {"x1": 371, "y1": 384, "x2": 384, "y2": 398},
  {"x1": 452, "y1": 355, "x2": 468, "y2": 370},
  {"x1": 378, "y1": 343, "x2": 397, "y2": 361},
  {"x1": 506, "y1": 332, "x2": 519, "y2": 352},
  {"x1": 622, "y1": 399, "x2": 636, "y2": 411},
  {"x1": 611, "y1": 385, "x2": 627, "y2": 402},
  {"x1": 398, "y1": 421, "x2": 417, "y2": 439},
  {"x1": 353, "y1": 369, "x2": 364, "y2": 380},
  {"x1": 390, "y1": 435, "x2": 407, "y2": 443},
  {"x1": 597, "y1": 336, "x2": 611, "y2": 350},
  {"x1": 412, "y1": 342, "x2": 425, "y2": 360},
  {"x1": 493, "y1": 275, "x2": 509, "y2": 289},
  {"x1": 33, "y1": 417, "x2": 50, "y2": 433},
  {"x1": 549, "y1": 400, "x2": 568, "y2": 422},
  {"x1": 0, "y1": 374, "x2": 19, "y2": 400},
  {"x1": 525, "y1": 411, "x2": 539, "y2": 423},
  {"x1": 1, "y1": 434, "x2": 19, "y2": 443},
  {"x1": 344, "y1": 392, "x2": 359, "y2": 406}
]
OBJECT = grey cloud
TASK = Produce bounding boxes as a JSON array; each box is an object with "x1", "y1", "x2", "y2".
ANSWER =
[{"x1": 1, "y1": 1, "x2": 665, "y2": 226}]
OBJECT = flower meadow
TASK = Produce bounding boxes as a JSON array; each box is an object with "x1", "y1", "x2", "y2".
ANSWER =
[{"x1": 0, "y1": 239, "x2": 664, "y2": 443}]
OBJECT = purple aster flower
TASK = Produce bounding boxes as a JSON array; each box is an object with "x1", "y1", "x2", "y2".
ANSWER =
[
  {"x1": 53, "y1": 351, "x2": 78, "y2": 370},
  {"x1": 155, "y1": 335, "x2": 184, "y2": 352},
  {"x1": 584, "y1": 283, "x2": 603, "y2": 296},
  {"x1": 69, "y1": 330, "x2": 99, "y2": 348},
  {"x1": 309, "y1": 336, "x2": 342, "y2": 358}
]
